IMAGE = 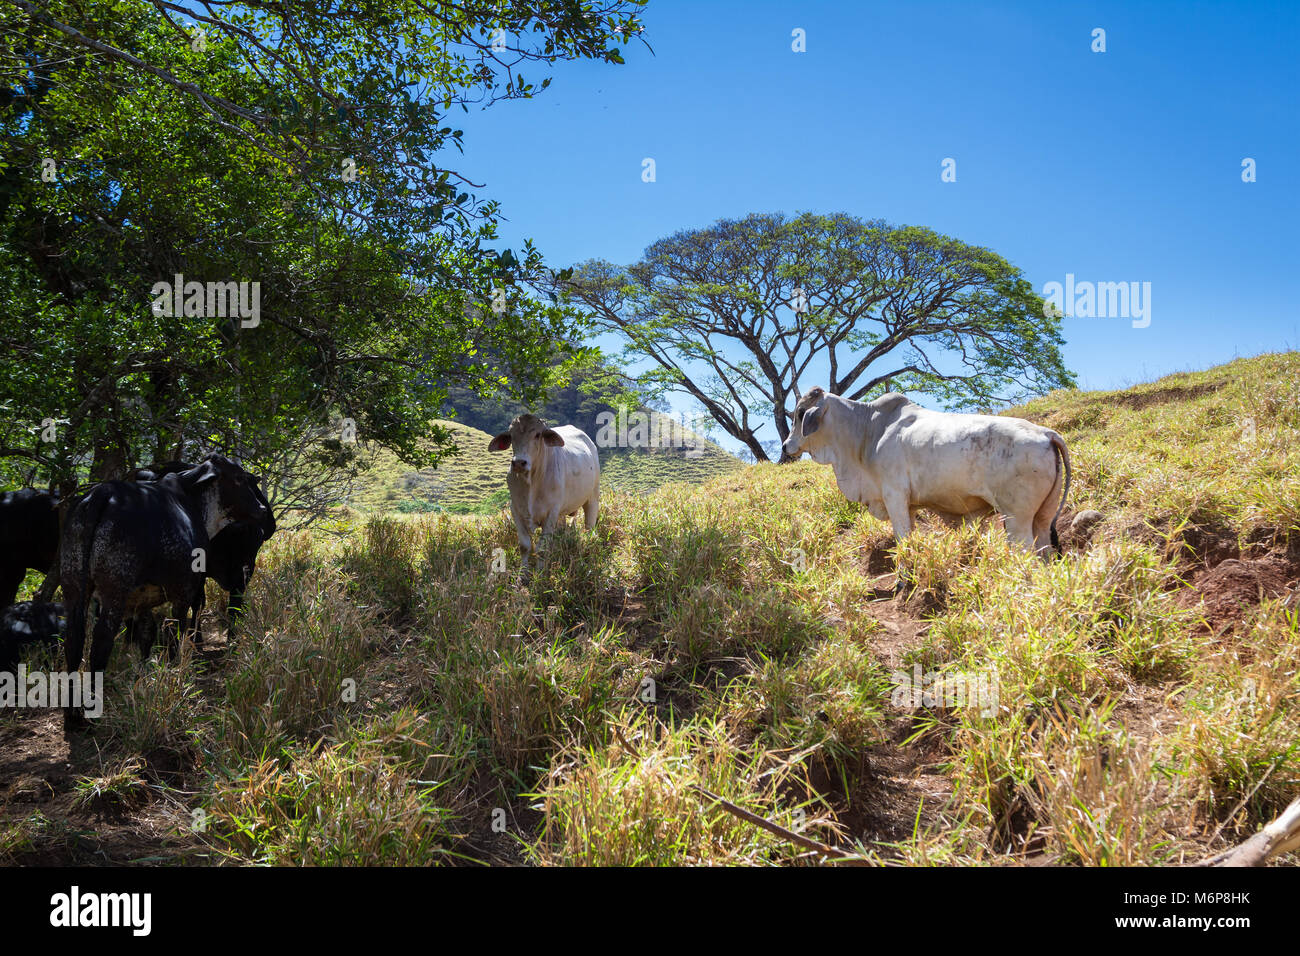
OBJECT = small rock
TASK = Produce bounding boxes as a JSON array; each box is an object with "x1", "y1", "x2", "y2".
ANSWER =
[{"x1": 1071, "y1": 510, "x2": 1104, "y2": 533}]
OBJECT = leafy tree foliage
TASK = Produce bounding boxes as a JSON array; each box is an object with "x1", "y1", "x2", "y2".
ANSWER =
[
  {"x1": 550, "y1": 212, "x2": 1075, "y2": 461},
  {"x1": 442, "y1": 351, "x2": 642, "y2": 441},
  {"x1": 0, "y1": 0, "x2": 646, "y2": 513}
]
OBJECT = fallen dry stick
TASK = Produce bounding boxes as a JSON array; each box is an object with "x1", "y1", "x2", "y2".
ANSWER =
[
  {"x1": 690, "y1": 784, "x2": 871, "y2": 866},
  {"x1": 1196, "y1": 796, "x2": 1300, "y2": 867},
  {"x1": 612, "y1": 720, "x2": 869, "y2": 865}
]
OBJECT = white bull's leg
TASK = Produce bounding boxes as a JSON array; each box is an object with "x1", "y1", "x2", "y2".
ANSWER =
[
  {"x1": 1032, "y1": 461, "x2": 1066, "y2": 559},
  {"x1": 883, "y1": 491, "x2": 914, "y2": 595},
  {"x1": 583, "y1": 493, "x2": 599, "y2": 531},
  {"x1": 1003, "y1": 514, "x2": 1037, "y2": 554},
  {"x1": 882, "y1": 491, "x2": 913, "y2": 540}
]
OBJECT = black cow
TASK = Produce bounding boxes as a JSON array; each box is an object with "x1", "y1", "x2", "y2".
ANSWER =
[
  {"x1": 127, "y1": 461, "x2": 276, "y2": 649},
  {"x1": 60, "y1": 455, "x2": 270, "y2": 724},
  {"x1": 0, "y1": 489, "x2": 60, "y2": 608},
  {"x1": 0, "y1": 601, "x2": 65, "y2": 676}
]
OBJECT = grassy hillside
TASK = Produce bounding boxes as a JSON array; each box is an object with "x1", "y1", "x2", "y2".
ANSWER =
[
  {"x1": 3, "y1": 353, "x2": 1297, "y2": 866},
  {"x1": 350, "y1": 413, "x2": 744, "y2": 513},
  {"x1": 1009, "y1": 353, "x2": 1300, "y2": 539},
  {"x1": 596, "y1": 422, "x2": 745, "y2": 493},
  {"x1": 348, "y1": 421, "x2": 512, "y2": 514}
]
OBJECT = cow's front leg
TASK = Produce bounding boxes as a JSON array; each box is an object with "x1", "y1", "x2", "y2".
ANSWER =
[
  {"x1": 883, "y1": 492, "x2": 914, "y2": 595},
  {"x1": 513, "y1": 511, "x2": 534, "y2": 568},
  {"x1": 536, "y1": 510, "x2": 560, "y2": 560},
  {"x1": 882, "y1": 492, "x2": 913, "y2": 541}
]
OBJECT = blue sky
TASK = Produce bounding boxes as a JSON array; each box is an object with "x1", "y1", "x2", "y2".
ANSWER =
[{"x1": 454, "y1": 0, "x2": 1298, "y2": 433}]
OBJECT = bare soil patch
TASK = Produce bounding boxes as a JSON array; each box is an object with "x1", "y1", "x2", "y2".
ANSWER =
[
  {"x1": 1178, "y1": 551, "x2": 1300, "y2": 632},
  {"x1": 0, "y1": 710, "x2": 204, "y2": 865}
]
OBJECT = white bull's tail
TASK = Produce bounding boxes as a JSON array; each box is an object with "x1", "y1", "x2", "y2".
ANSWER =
[{"x1": 1048, "y1": 432, "x2": 1071, "y2": 554}]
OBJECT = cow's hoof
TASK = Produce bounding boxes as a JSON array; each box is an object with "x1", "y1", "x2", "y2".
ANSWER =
[{"x1": 62, "y1": 708, "x2": 88, "y2": 733}]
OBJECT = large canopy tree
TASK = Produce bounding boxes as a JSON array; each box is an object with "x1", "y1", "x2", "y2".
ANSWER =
[
  {"x1": 0, "y1": 0, "x2": 646, "y2": 512},
  {"x1": 549, "y1": 212, "x2": 1075, "y2": 461}
]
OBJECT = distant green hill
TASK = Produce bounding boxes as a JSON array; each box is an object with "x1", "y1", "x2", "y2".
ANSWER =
[
  {"x1": 350, "y1": 414, "x2": 744, "y2": 514},
  {"x1": 348, "y1": 421, "x2": 511, "y2": 514},
  {"x1": 598, "y1": 416, "x2": 744, "y2": 494}
]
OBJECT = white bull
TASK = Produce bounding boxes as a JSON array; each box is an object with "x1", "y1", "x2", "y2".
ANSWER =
[
  {"x1": 782, "y1": 389, "x2": 1070, "y2": 558},
  {"x1": 488, "y1": 414, "x2": 600, "y2": 565}
]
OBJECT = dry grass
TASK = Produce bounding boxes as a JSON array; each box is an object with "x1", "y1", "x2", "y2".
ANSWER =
[{"x1": 3, "y1": 351, "x2": 1298, "y2": 866}]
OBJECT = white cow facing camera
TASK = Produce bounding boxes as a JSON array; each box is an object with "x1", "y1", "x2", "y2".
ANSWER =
[{"x1": 488, "y1": 414, "x2": 600, "y2": 566}]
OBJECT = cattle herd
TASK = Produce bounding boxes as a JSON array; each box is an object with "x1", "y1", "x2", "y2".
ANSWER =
[
  {"x1": 0, "y1": 455, "x2": 274, "y2": 727},
  {"x1": 0, "y1": 393, "x2": 1070, "y2": 728}
]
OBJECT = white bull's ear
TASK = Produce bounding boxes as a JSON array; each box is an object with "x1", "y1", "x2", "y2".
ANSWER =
[
  {"x1": 802, "y1": 401, "x2": 826, "y2": 436},
  {"x1": 488, "y1": 433, "x2": 511, "y2": 452},
  {"x1": 541, "y1": 429, "x2": 564, "y2": 447}
]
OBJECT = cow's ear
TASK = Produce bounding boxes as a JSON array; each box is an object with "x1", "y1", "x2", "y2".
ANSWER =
[
  {"x1": 541, "y1": 429, "x2": 564, "y2": 447},
  {"x1": 179, "y1": 461, "x2": 218, "y2": 489},
  {"x1": 802, "y1": 401, "x2": 826, "y2": 436},
  {"x1": 488, "y1": 433, "x2": 511, "y2": 451}
]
